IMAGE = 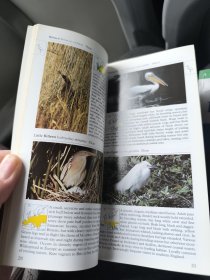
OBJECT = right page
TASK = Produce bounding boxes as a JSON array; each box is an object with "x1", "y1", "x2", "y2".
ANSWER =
[{"x1": 99, "y1": 45, "x2": 210, "y2": 275}]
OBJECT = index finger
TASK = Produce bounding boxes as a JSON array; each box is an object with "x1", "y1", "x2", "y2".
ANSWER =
[{"x1": 0, "y1": 150, "x2": 11, "y2": 162}]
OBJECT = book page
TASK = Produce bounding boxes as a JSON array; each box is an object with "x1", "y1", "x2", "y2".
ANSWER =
[
  {"x1": 199, "y1": 69, "x2": 210, "y2": 215},
  {"x1": 0, "y1": 24, "x2": 107, "y2": 271},
  {"x1": 100, "y1": 46, "x2": 210, "y2": 275}
]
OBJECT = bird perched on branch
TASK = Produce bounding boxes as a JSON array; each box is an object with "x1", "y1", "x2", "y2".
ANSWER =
[
  {"x1": 60, "y1": 150, "x2": 96, "y2": 189},
  {"x1": 115, "y1": 161, "x2": 156, "y2": 193}
]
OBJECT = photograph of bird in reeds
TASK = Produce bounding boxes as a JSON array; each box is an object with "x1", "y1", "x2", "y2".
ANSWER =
[
  {"x1": 102, "y1": 154, "x2": 193, "y2": 208},
  {"x1": 35, "y1": 42, "x2": 92, "y2": 134},
  {"x1": 27, "y1": 142, "x2": 103, "y2": 203},
  {"x1": 107, "y1": 62, "x2": 186, "y2": 112}
]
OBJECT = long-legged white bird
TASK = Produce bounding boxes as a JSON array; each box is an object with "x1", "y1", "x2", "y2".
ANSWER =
[
  {"x1": 129, "y1": 72, "x2": 168, "y2": 101},
  {"x1": 115, "y1": 161, "x2": 156, "y2": 193}
]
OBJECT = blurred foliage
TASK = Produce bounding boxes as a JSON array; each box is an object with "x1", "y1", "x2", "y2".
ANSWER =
[{"x1": 102, "y1": 154, "x2": 193, "y2": 208}]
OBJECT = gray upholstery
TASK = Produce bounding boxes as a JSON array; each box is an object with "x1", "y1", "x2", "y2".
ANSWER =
[
  {"x1": 0, "y1": 0, "x2": 32, "y2": 147},
  {"x1": 111, "y1": 0, "x2": 164, "y2": 49},
  {"x1": 162, "y1": 0, "x2": 210, "y2": 68},
  {"x1": 162, "y1": 0, "x2": 210, "y2": 48}
]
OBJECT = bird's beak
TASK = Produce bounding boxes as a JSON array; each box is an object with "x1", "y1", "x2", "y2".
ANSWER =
[{"x1": 150, "y1": 75, "x2": 168, "y2": 87}]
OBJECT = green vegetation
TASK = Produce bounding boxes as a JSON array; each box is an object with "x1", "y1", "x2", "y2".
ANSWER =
[{"x1": 103, "y1": 155, "x2": 193, "y2": 208}]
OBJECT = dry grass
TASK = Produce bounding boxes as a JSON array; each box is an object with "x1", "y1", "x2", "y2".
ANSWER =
[{"x1": 36, "y1": 42, "x2": 92, "y2": 134}]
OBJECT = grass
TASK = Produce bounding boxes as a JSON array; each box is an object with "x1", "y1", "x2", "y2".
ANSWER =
[{"x1": 36, "y1": 42, "x2": 92, "y2": 134}]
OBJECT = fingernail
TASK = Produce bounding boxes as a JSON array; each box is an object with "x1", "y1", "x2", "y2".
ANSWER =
[{"x1": 0, "y1": 154, "x2": 21, "y2": 180}]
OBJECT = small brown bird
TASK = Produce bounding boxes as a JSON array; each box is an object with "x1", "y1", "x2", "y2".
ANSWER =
[
  {"x1": 59, "y1": 71, "x2": 72, "y2": 92},
  {"x1": 60, "y1": 150, "x2": 96, "y2": 189},
  {"x1": 58, "y1": 71, "x2": 75, "y2": 104}
]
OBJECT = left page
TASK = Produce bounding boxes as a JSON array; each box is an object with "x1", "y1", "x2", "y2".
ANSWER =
[{"x1": 0, "y1": 24, "x2": 107, "y2": 271}]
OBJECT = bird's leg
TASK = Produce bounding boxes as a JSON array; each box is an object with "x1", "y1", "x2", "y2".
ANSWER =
[{"x1": 65, "y1": 184, "x2": 73, "y2": 190}]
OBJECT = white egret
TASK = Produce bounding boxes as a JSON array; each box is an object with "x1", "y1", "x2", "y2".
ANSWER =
[{"x1": 115, "y1": 161, "x2": 156, "y2": 193}]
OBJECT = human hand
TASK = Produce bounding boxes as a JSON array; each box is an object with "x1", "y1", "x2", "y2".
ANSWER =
[
  {"x1": 0, "y1": 150, "x2": 22, "y2": 206},
  {"x1": 0, "y1": 150, "x2": 22, "y2": 279}
]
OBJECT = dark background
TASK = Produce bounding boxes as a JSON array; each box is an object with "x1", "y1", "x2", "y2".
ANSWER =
[{"x1": 107, "y1": 62, "x2": 186, "y2": 112}]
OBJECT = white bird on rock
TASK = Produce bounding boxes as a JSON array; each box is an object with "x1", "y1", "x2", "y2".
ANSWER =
[
  {"x1": 115, "y1": 161, "x2": 156, "y2": 193},
  {"x1": 60, "y1": 150, "x2": 96, "y2": 189},
  {"x1": 129, "y1": 72, "x2": 168, "y2": 100}
]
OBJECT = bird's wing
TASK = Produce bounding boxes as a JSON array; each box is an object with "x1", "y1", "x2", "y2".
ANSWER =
[
  {"x1": 115, "y1": 164, "x2": 142, "y2": 192},
  {"x1": 129, "y1": 85, "x2": 154, "y2": 96},
  {"x1": 60, "y1": 162, "x2": 69, "y2": 180},
  {"x1": 60, "y1": 155, "x2": 73, "y2": 180},
  {"x1": 129, "y1": 167, "x2": 150, "y2": 193}
]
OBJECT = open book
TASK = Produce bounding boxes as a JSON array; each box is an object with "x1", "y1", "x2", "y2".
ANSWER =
[{"x1": 0, "y1": 24, "x2": 210, "y2": 276}]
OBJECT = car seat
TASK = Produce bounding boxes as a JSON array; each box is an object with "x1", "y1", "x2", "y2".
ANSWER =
[{"x1": 0, "y1": 0, "x2": 32, "y2": 147}]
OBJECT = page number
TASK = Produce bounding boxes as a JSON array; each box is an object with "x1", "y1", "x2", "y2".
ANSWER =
[{"x1": 191, "y1": 263, "x2": 196, "y2": 268}]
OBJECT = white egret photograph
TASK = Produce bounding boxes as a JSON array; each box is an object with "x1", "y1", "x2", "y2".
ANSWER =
[
  {"x1": 26, "y1": 142, "x2": 103, "y2": 203},
  {"x1": 107, "y1": 62, "x2": 186, "y2": 112},
  {"x1": 102, "y1": 154, "x2": 193, "y2": 208}
]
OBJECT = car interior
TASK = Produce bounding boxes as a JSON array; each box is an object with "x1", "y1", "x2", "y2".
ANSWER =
[{"x1": 0, "y1": 0, "x2": 210, "y2": 279}]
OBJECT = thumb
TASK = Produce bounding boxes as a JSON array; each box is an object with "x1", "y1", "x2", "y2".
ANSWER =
[{"x1": 0, "y1": 154, "x2": 22, "y2": 205}]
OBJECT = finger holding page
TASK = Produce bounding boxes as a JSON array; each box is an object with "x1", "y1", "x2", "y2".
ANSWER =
[
  {"x1": 0, "y1": 151, "x2": 22, "y2": 205},
  {"x1": 0, "y1": 151, "x2": 22, "y2": 280}
]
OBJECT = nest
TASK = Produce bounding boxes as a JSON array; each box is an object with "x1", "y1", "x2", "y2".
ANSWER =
[{"x1": 28, "y1": 143, "x2": 102, "y2": 203}]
